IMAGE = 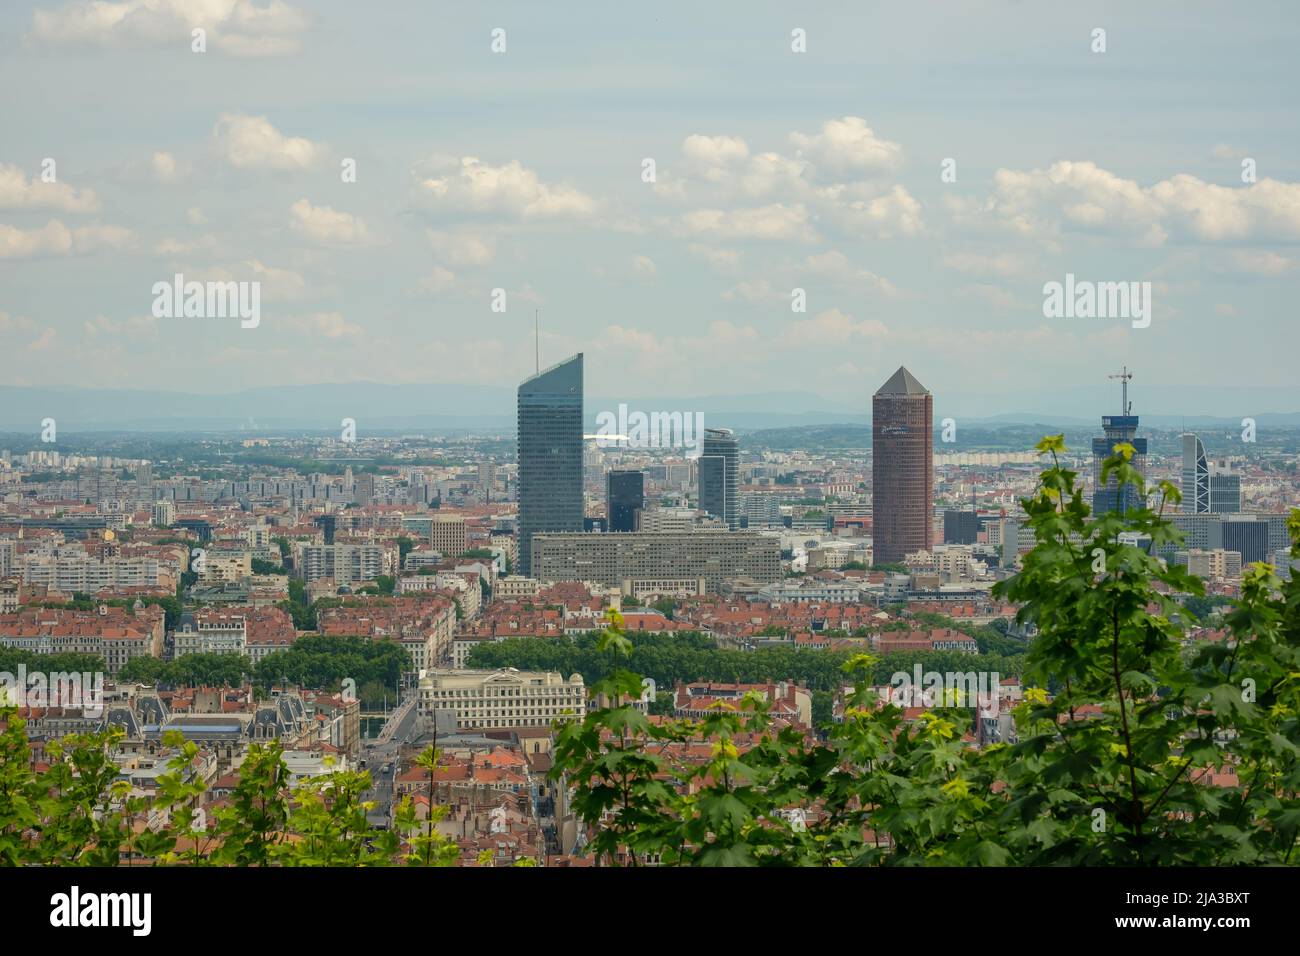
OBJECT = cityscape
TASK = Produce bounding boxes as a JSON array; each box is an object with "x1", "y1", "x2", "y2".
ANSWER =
[{"x1": 1, "y1": 0, "x2": 1298, "y2": 927}]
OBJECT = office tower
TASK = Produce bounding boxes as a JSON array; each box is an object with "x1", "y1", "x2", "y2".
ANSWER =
[
  {"x1": 606, "y1": 470, "x2": 645, "y2": 532},
  {"x1": 354, "y1": 472, "x2": 375, "y2": 506},
  {"x1": 943, "y1": 509, "x2": 978, "y2": 545},
  {"x1": 151, "y1": 500, "x2": 175, "y2": 528},
  {"x1": 698, "y1": 428, "x2": 739, "y2": 529},
  {"x1": 1209, "y1": 462, "x2": 1242, "y2": 513},
  {"x1": 1182, "y1": 433, "x2": 1210, "y2": 513},
  {"x1": 1221, "y1": 517, "x2": 1268, "y2": 564},
  {"x1": 136, "y1": 462, "x2": 153, "y2": 501},
  {"x1": 315, "y1": 513, "x2": 337, "y2": 545},
  {"x1": 517, "y1": 353, "x2": 584, "y2": 575},
  {"x1": 1092, "y1": 367, "x2": 1147, "y2": 515},
  {"x1": 429, "y1": 514, "x2": 467, "y2": 557},
  {"x1": 1184, "y1": 434, "x2": 1243, "y2": 514},
  {"x1": 871, "y1": 366, "x2": 933, "y2": 564}
]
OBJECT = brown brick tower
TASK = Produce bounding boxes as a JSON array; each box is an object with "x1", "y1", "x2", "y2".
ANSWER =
[{"x1": 872, "y1": 366, "x2": 933, "y2": 565}]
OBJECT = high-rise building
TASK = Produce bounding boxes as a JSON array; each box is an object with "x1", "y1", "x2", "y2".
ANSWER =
[
  {"x1": 1182, "y1": 433, "x2": 1210, "y2": 513},
  {"x1": 354, "y1": 472, "x2": 375, "y2": 506},
  {"x1": 606, "y1": 470, "x2": 644, "y2": 533},
  {"x1": 1092, "y1": 367, "x2": 1147, "y2": 515},
  {"x1": 517, "y1": 353, "x2": 584, "y2": 575},
  {"x1": 943, "y1": 509, "x2": 978, "y2": 545},
  {"x1": 871, "y1": 366, "x2": 933, "y2": 564},
  {"x1": 698, "y1": 428, "x2": 739, "y2": 529},
  {"x1": 1183, "y1": 433, "x2": 1242, "y2": 514},
  {"x1": 1209, "y1": 463, "x2": 1242, "y2": 513}
]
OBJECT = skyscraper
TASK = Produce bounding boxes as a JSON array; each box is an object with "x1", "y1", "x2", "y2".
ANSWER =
[
  {"x1": 872, "y1": 366, "x2": 933, "y2": 564},
  {"x1": 517, "y1": 353, "x2": 584, "y2": 575},
  {"x1": 698, "y1": 428, "x2": 739, "y2": 529},
  {"x1": 1092, "y1": 367, "x2": 1147, "y2": 515},
  {"x1": 1182, "y1": 433, "x2": 1210, "y2": 513},
  {"x1": 1183, "y1": 432, "x2": 1243, "y2": 514},
  {"x1": 606, "y1": 470, "x2": 644, "y2": 533}
]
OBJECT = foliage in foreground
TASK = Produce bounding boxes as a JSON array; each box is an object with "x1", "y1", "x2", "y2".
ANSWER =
[{"x1": 550, "y1": 439, "x2": 1300, "y2": 865}]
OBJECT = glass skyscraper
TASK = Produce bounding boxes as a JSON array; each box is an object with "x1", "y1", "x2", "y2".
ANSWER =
[
  {"x1": 698, "y1": 428, "x2": 739, "y2": 529},
  {"x1": 1092, "y1": 369, "x2": 1147, "y2": 515},
  {"x1": 517, "y1": 353, "x2": 584, "y2": 575},
  {"x1": 606, "y1": 470, "x2": 644, "y2": 533}
]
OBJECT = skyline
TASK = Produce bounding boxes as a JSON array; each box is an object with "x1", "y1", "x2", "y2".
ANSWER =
[{"x1": 3, "y1": 1, "x2": 1300, "y2": 409}]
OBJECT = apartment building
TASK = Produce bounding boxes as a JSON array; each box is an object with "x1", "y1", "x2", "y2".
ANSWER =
[
  {"x1": 300, "y1": 543, "x2": 387, "y2": 586},
  {"x1": 429, "y1": 514, "x2": 468, "y2": 558},
  {"x1": 530, "y1": 531, "x2": 780, "y2": 593},
  {"x1": 416, "y1": 667, "x2": 586, "y2": 733}
]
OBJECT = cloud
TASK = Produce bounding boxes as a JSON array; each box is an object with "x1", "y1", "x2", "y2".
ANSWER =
[
  {"x1": 722, "y1": 279, "x2": 777, "y2": 303},
  {"x1": 680, "y1": 203, "x2": 814, "y2": 241},
  {"x1": 799, "y1": 250, "x2": 897, "y2": 294},
  {"x1": 942, "y1": 251, "x2": 1024, "y2": 278},
  {"x1": 182, "y1": 260, "x2": 307, "y2": 300},
  {"x1": 779, "y1": 307, "x2": 888, "y2": 346},
  {"x1": 955, "y1": 160, "x2": 1300, "y2": 244},
  {"x1": 0, "y1": 220, "x2": 73, "y2": 258},
  {"x1": 289, "y1": 199, "x2": 374, "y2": 246},
  {"x1": 789, "y1": 117, "x2": 903, "y2": 174},
  {"x1": 681, "y1": 134, "x2": 750, "y2": 179},
  {"x1": 30, "y1": 0, "x2": 309, "y2": 57},
  {"x1": 413, "y1": 156, "x2": 598, "y2": 221},
  {"x1": 73, "y1": 224, "x2": 135, "y2": 252},
  {"x1": 1225, "y1": 250, "x2": 1295, "y2": 275},
  {"x1": 83, "y1": 313, "x2": 158, "y2": 337},
  {"x1": 150, "y1": 151, "x2": 184, "y2": 182},
  {"x1": 186, "y1": 207, "x2": 208, "y2": 225},
  {"x1": 416, "y1": 266, "x2": 456, "y2": 295},
  {"x1": 292, "y1": 312, "x2": 360, "y2": 339},
  {"x1": 820, "y1": 184, "x2": 924, "y2": 238},
  {"x1": 153, "y1": 235, "x2": 218, "y2": 256},
  {"x1": 214, "y1": 113, "x2": 320, "y2": 170},
  {"x1": 27, "y1": 328, "x2": 58, "y2": 352},
  {"x1": 630, "y1": 255, "x2": 657, "y2": 277},
  {"x1": 427, "y1": 230, "x2": 494, "y2": 267},
  {"x1": 0, "y1": 163, "x2": 99, "y2": 213},
  {"x1": 688, "y1": 244, "x2": 743, "y2": 273}
]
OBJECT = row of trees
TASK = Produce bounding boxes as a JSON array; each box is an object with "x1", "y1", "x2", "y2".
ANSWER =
[{"x1": 466, "y1": 630, "x2": 1025, "y2": 693}]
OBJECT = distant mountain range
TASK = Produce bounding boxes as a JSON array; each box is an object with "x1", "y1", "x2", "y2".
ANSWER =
[{"x1": 1, "y1": 382, "x2": 1298, "y2": 434}]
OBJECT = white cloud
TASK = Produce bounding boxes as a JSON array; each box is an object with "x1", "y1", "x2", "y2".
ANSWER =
[
  {"x1": 630, "y1": 255, "x2": 657, "y2": 277},
  {"x1": 680, "y1": 203, "x2": 814, "y2": 241},
  {"x1": 779, "y1": 308, "x2": 888, "y2": 346},
  {"x1": 1225, "y1": 250, "x2": 1294, "y2": 275},
  {"x1": 681, "y1": 134, "x2": 750, "y2": 179},
  {"x1": 721, "y1": 279, "x2": 777, "y2": 303},
  {"x1": 820, "y1": 184, "x2": 924, "y2": 238},
  {"x1": 292, "y1": 312, "x2": 360, "y2": 339},
  {"x1": 27, "y1": 328, "x2": 58, "y2": 352},
  {"x1": 30, "y1": 0, "x2": 309, "y2": 57},
  {"x1": 214, "y1": 113, "x2": 320, "y2": 170},
  {"x1": 417, "y1": 266, "x2": 457, "y2": 295},
  {"x1": 0, "y1": 220, "x2": 73, "y2": 258},
  {"x1": 186, "y1": 207, "x2": 208, "y2": 225},
  {"x1": 799, "y1": 250, "x2": 897, "y2": 294},
  {"x1": 184, "y1": 260, "x2": 307, "y2": 300},
  {"x1": 289, "y1": 199, "x2": 374, "y2": 246},
  {"x1": 150, "y1": 151, "x2": 183, "y2": 182},
  {"x1": 957, "y1": 160, "x2": 1300, "y2": 244},
  {"x1": 789, "y1": 117, "x2": 903, "y2": 174},
  {"x1": 942, "y1": 251, "x2": 1024, "y2": 278},
  {"x1": 688, "y1": 244, "x2": 743, "y2": 273},
  {"x1": 413, "y1": 156, "x2": 598, "y2": 221},
  {"x1": 427, "y1": 230, "x2": 494, "y2": 267},
  {"x1": 0, "y1": 163, "x2": 99, "y2": 213},
  {"x1": 73, "y1": 224, "x2": 135, "y2": 252},
  {"x1": 153, "y1": 235, "x2": 218, "y2": 256}
]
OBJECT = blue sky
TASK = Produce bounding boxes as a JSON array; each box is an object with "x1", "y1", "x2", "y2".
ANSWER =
[{"x1": 2, "y1": 0, "x2": 1298, "y2": 416}]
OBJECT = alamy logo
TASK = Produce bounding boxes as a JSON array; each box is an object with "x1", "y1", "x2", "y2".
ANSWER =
[
  {"x1": 0, "y1": 666, "x2": 104, "y2": 718},
  {"x1": 50, "y1": 886, "x2": 151, "y2": 936},
  {"x1": 1042, "y1": 273, "x2": 1151, "y2": 329},
  {"x1": 151, "y1": 273, "x2": 261, "y2": 328},
  {"x1": 888, "y1": 666, "x2": 1002, "y2": 717},
  {"x1": 593, "y1": 404, "x2": 705, "y2": 457}
]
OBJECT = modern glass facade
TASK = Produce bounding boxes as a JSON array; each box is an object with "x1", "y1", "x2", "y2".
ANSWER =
[
  {"x1": 517, "y1": 353, "x2": 584, "y2": 575},
  {"x1": 606, "y1": 470, "x2": 644, "y2": 532},
  {"x1": 1092, "y1": 415, "x2": 1147, "y2": 515},
  {"x1": 699, "y1": 428, "x2": 739, "y2": 529}
]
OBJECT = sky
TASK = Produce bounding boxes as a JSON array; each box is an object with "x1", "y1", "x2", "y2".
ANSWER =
[{"x1": 2, "y1": 0, "x2": 1299, "y2": 418}]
